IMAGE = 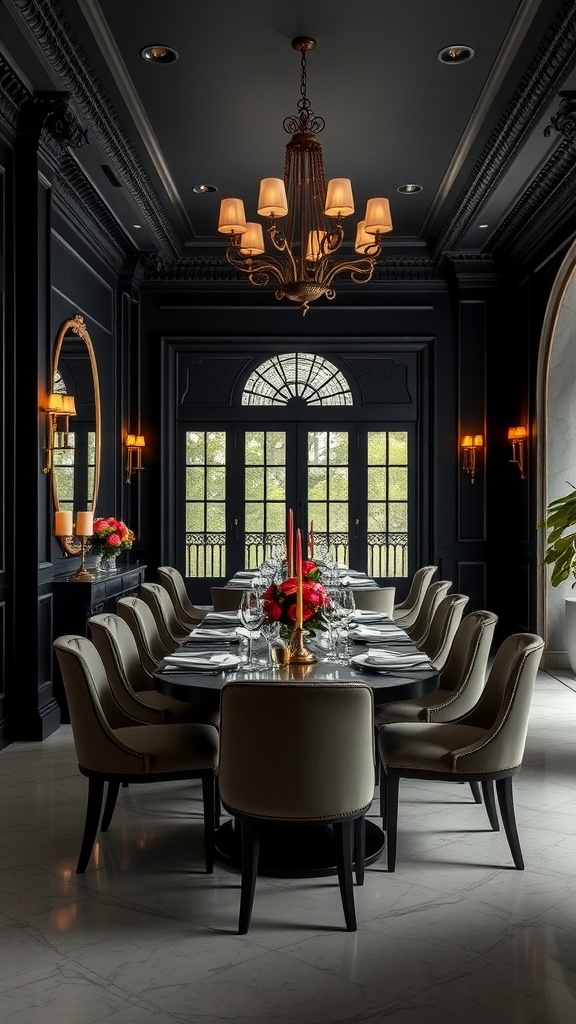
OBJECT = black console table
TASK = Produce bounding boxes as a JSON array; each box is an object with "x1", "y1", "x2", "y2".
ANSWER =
[{"x1": 52, "y1": 561, "x2": 147, "y2": 721}]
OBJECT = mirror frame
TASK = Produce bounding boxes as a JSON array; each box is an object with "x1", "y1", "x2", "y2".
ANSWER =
[{"x1": 52, "y1": 314, "x2": 102, "y2": 555}]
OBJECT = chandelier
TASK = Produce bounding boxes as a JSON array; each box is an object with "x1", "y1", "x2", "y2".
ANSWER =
[{"x1": 217, "y1": 37, "x2": 393, "y2": 316}]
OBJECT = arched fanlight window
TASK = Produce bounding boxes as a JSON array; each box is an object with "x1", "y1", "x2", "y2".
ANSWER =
[{"x1": 241, "y1": 352, "x2": 353, "y2": 406}]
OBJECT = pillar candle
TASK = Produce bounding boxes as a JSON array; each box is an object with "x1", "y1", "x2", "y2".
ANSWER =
[
  {"x1": 287, "y1": 507, "x2": 294, "y2": 577},
  {"x1": 54, "y1": 510, "x2": 73, "y2": 536},
  {"x1": 295, "y1": 528, "x2": 303, "y2": 628},
  {"x1": 76, "y1": 511, "x2": 94, "y2": 537},
  {"x1": 309, "y1": 519, "x2": 315, "y2": 558}
]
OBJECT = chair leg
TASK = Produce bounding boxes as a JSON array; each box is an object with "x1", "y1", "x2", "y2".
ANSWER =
[
  {"x1": 385, "y1": 774, "x2": 400, "y2": 872},
  {"x1": 77, "y1": 777, "x2": 105, "y2": 873},
  {"x1": 481, "y1": 780, "x2": 500, "y2": 831},
  {"x1": 469, "y1": 781, "x2": 482, "y2": 803},
  {"x1": 379, "y1": 760, "x2": 386, "y2": 822},
  {"x1": 215, "y1": 775, "x2": 221, "y2": 830},
  {"x1": 353, "y1": 815, "x2": 365, "y2": 885},
  {"x1": 239, "y1": 817, "x2": 260, "y2": 934},
  {"x1": 333, "y1": 820, "x2": 357, "y2": 931},
  {"x1": 496, "y1": 777, "x2": 524, "y2": 870},
  {"x1": 202, "y1": 774, "x2": 216, "y2": 873},
  {"x1": 101, "y1": 780, "x2": 121, "y2": 832}
]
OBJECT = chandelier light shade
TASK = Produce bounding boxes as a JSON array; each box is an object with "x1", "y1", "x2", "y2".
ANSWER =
[{"x1": 218, "y1": 37, "x2": 393, "y2": 316}]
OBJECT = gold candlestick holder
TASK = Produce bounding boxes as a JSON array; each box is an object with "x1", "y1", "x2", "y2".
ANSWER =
[
  {"x1": 72, "y1": 536, "x2": 94, "y2": 581},
  {"x1": 289, "y1": 625, "x2": 317, "y2": 664}
]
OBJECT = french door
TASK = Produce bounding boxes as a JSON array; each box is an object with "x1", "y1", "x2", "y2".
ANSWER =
[{"x1": 180, "y1": 421, "x2": 412, "y2": 594}]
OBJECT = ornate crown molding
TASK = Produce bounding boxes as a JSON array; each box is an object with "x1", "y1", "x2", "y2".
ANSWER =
[
  {"x1": 11, "y1": 0, "x2": 180, "y2": 259},
  {"x1": 433, "y1": 2, "x2": 576, "y2": 262}
]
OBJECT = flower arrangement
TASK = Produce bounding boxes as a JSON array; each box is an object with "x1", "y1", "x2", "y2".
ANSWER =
[
  {"x1": 90, "y1": 517, "x2": 135, "y2": 559},
  {"x1": 262, "y1": 560, "x2": 328, "y2": 636}
]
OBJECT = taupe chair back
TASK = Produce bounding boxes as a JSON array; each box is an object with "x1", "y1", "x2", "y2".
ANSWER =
[
  {"x1": 89, "y1": 611, "x2": 218, "y2": 727},
  {"x1": 211, "y1": 586, "x2": 243, "y2": 611},
  {"x1": 353, "y1": 587, "x2": 396, "y2": 617},
  {"x1": 139, "y1": 582, "x2": 190, "y2": 648},
  {"x1": 157, "y1": 566, "x2": 211, "y2": 628},
  {"x1": 218, "y1": 680, "x2": 375, "y2": 933},
  {"x1": 116, "y1": 595, "x2": 172, "y2": 674},
  {"x1": 378, "y1": 632, "x2": 545, "y2": 871},
  {"x1": 53, "y1": 634, "x2": 219, "y2": 874},
  {"x1": 418, "y1": 592, "x2": 469, "y2": 671},
  {"x1": 376, "y1": 609, "x2": 498, "y2": 725},
  {"x1": 392, "y1": 565, "x2": 438, "y2": 626},
  {"x1": 404, "y1": 580, "x2": 452, "y2": 645}
]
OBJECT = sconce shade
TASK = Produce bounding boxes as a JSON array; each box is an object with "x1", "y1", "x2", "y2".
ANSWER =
[
  {"x1": 460, "y1": 434, "x2": 483, "y2": 484},
  {"x1": 134, "y1": 435, "x2": 145, "y2": 448},
  {"x1": 54, "y1": 511, "x2": 73, "y2": 536},
  {"x1": 324, "y1": 178, "x2": 354, "y2": 218},
  {"x1": 61, "y1": 395, "x2": 76, "y2": 415},
  {"x1": 126, "y1": 432, "x2": 146, "y2": 482},
  {"x1": 508, "y1": 426, "x2": 528, "y2": 441}
]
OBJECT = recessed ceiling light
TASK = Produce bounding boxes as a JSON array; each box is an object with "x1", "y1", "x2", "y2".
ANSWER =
[
  {"x1": 193, "y1": 184, "x2": 218, "y2": 194},
  {"x1": 438, "y1": 45, "x2": 474, "y2": 65},
  {"x1": 397, "y1": 184, "x2": 423, "y2": 194},
  {"x1": 478, "y1": 224, "x2": 489, "y2": 229},
  {"x1": 133, "y1": 224, "x2": 142, "y2": 229},
  {"x1": 141, "y1": 45, "x2": 178, "y2": 64}
]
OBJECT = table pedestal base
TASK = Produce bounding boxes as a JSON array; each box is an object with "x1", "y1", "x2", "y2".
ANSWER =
[{"x1": 215, "y1": 818, "x2": 384, "y2": 878}]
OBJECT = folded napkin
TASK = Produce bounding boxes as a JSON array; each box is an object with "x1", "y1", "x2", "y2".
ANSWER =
[
  {"x1": 208, "y1": 611, "x2": 240, "y2": 623},
  {"x1": 188, "y1": 627, "x2": 239, "y2": 642},
  {"x1": 165, "y1": 652, "x2": 236, "y2": 669},
  {"x1": 362, "y1": 649, "x2": 431, "y2": 668},
  {"x1": 353, "y1": 610, "x2": 391, "y2": 622},
  {"x1": 350, "y1": 624, "x2": 406, "y2": 639}
]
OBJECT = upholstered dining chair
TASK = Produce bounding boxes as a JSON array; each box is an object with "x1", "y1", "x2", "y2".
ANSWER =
[
  {"x1": 375, "y1": 609, "x2": 498, "y2": 726},
  {"x1": 377, "y1": 631, "x2": 545, "y2": 872},
  {"x1": 157, "y1": 565, "x2": 212, "y2": 629},
  {"x1": 88, "y1": 611, "x2": 219, "y2": 727},
  {"x1": 53, "y1": 634, "x2": 219, "y2": 874},
  {"x1": 218, "y1": 680, "x2": 375, "y2": 933},
  {"x1": 417, "y1": 592, "x2": 469, "y2": 672},
  {"x1": 404, "y1": 580, "x2": 452, "y2": 646},
  {"x1": 353, "y1": 587, "x2": 396, "y2": 617},
  {"x1": 139, "y1": 582, "x2": 191, "y2": 648},
  {"x1": 116, "y1": 595, "x2": 173, "y2": 674},
  {"x1": 210, "y1": 586, "x2": 243, "y2": 612},
  {"x1": 392, "y1": 565, "x2": 438, "y2": 626}
]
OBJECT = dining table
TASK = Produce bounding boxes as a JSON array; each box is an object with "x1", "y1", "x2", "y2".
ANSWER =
[{"x1": 154, "y1": 594, "x2": 439, "y2": 879}]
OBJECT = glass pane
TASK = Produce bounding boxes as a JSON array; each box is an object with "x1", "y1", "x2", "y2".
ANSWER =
[
  {"x1": 186, "y1": 467, "x2": 205, "y2": 499},
  {"x1": 368, "y1": 466, "x2": 386, "y2": 500},
  {"x1": 246, "y1": 432, "x2": 264, "y2": 464}
]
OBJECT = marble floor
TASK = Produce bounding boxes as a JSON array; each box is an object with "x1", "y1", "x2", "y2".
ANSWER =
[{"x1": 1, "y1": 668, "x2": 575, "y2": 1024}]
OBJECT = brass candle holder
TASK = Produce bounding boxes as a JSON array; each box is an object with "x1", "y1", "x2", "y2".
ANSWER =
[
  {"x1": 73, "y1": 536, "x2": 94, "y2": 581},
  {"x1": 289, "y1": 625, "x2": 317, "y2": 664}
]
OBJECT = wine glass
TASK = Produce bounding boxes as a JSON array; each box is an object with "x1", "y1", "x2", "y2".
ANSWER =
[
  {"x1": 260, "y1": 616, "x2": 281, "y2": 666},
  {"x1": 336, "y1": 587, "x2": 356, "y2": 661},
  {"x1": 239, "y1": 589, "x2": 264, "y2": 667},
  {"x1": 322, "y1": 586, "x2": 341, "y2": 659}
]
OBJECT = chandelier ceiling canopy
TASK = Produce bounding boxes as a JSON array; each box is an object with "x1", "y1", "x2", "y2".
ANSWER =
[{"x1": 218, "y1": 37, "x2": 393, "y2": 316}]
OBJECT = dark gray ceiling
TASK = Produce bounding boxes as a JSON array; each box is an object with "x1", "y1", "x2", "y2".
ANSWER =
[{"x1": 3, "y1": 0, "x2": 576, "y2": 273}]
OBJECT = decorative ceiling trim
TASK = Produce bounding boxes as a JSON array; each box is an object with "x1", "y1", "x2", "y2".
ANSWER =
[
  {"x1": 433, "y1": 2, "x2": 576, "y2": 261},
  {"x1": 11, "y1": 0, "x2": 181, "y2": 258}
]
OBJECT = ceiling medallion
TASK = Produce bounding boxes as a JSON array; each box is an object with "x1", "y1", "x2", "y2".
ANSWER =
[{"x1": 217, "y1": 37, "x2": 393, "y2": 316}]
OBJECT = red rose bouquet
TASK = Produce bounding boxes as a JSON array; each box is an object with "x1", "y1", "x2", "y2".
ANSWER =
[
  {"x1": 262, "y1": 561, "x2": 328, "y2": 636},
  {"x1": 90, "y1": 517, "x2": 135, "y2": 557}
]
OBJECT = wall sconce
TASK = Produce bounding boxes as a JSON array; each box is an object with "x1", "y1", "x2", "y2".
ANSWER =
[
  {"x1": 41, "y1": 393, "x2": 76, "y2": 473},
  {"x1": 508, "y1": 426, "x2": 528, "y2": 478},
  {"x1": 461, "y1": 434, "x2": 483, "y2": 484},
  {"x1": 54, "y1": 510, "x2": 94, "y2": 580},
  {"x1": 125, "y1": 434, "x2": 145, "y2": 483}
]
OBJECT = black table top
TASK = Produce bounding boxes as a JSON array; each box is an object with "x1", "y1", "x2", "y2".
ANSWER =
[{"x1": 153, "y1": 616, "x2": 438, "y2": 709}]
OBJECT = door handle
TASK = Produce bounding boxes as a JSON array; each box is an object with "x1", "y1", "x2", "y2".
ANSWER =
[
  {"x1": 355, "y1": 518, "x2": 359, "y2": 539},
  {"x1": 230, "y1": 518, "x2": 239, "y2": 539}
]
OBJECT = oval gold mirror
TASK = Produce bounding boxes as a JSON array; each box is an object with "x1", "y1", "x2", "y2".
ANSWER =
[{"x1": 51, "y1": 315, "x2": 101, "y2": 555}]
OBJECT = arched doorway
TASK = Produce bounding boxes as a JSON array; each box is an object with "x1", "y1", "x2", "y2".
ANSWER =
[{"x1": 537, "y1": 245, "x2": 576, "y2": 666}]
